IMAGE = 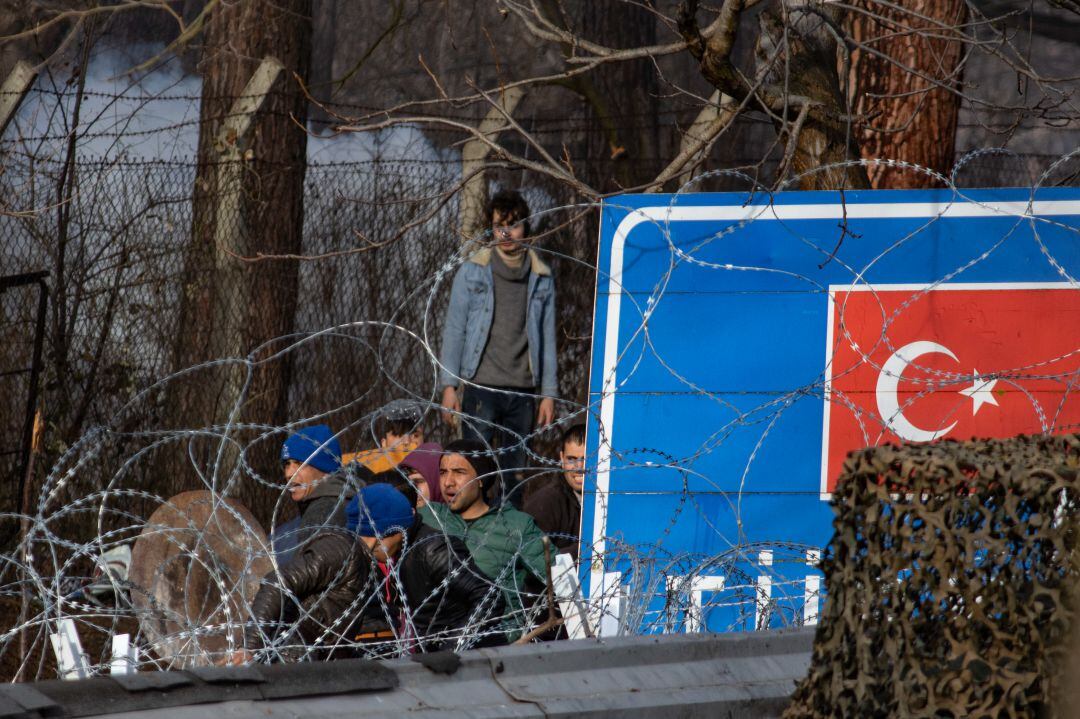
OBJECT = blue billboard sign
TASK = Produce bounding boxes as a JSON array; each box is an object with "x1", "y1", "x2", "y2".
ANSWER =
[{"x1": 582, "y1": 188, "x2": 1080, "y2": 633}]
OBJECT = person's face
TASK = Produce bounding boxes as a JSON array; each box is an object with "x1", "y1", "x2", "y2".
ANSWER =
[
  {"x1": 492, "y1": 210, "x2": 526, "y2": 254},
  {"x1": 440, "y1": 453, "x2": 482, "y2": 513},
  {"x1": 283, "y1": 459, "x2": 326, "y2": 502},
  {"x1": 406, "y1": 469, "x2": 430, "y2": 506},
  {"x1": 362, "y1": 533, "x2": 404, "y2": 562},
  {"x1": 560, "y1": 440, "x2": 586, "y2": 492},
  {"x1": 381, "y1": 428, "x2": 424, "y2": 450}
]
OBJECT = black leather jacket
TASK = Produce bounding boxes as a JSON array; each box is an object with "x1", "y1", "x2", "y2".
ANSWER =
[
  {"x1": 248, "y1": 529, "x2": 384, "y2": 655},
  {"x1": 398, "y1": 516, "x2": 506, "y2": 650}
]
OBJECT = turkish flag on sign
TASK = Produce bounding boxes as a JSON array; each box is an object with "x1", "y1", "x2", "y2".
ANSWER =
[{"x1": 822, "y1": 285, "x2": 1080, "y2": 494}]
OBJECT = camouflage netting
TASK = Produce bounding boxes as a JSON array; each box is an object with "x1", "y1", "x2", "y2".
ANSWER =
[{"x1": 785, "y1": 433, "x2": 1080, "y2": 718}]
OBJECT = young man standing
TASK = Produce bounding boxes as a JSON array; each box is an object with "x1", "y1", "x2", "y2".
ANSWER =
[
  {"x1": 524, "y1": 423, "x2": 586, "y2": 560},
  {"x1": 438, "y1": 190, "x2": 557, "y2": 508},
  {"x1": 421, "y1": 439, "x2": 550, "y2": 641},
  {"x1": 349, "y1": 483, "x2": 505, "y2": 651}
]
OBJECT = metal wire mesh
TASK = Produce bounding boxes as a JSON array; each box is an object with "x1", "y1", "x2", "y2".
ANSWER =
[{"x1": 2, "y1": 71, "x2": 1080, "y2": 682}]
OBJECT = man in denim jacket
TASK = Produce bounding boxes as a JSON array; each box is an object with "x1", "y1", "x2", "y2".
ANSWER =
[{"x1": 438, "y1": 191, "x2": 557, "y2": 508}]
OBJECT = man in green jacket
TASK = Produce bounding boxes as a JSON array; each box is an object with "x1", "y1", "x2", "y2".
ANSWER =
[{"x1": 420, "y1": 439, "x2": 549, "y2": 641}]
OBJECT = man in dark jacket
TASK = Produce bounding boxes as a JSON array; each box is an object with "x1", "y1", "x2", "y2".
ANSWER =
[
  {"x1": 524, "y1": 423, "x2": 585, "y2": 560},
  {"x1": 349, "y1": 483, "x2": 505, "y2": 652},
  {"x1": 271, "y1": 424, "x2": 365, "y2": 565},
  {"x1": 238, "y1": 527, "x2": 383, "y2": 663}
]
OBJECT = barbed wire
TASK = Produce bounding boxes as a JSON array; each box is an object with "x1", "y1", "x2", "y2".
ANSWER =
[{"x1": 2, "y1": 63, "x2": 1080, "y2": 679}]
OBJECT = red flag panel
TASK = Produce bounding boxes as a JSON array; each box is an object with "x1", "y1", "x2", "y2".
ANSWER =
[{"x1": 822, "y1": 284, "x2": 1080, "y2": 494}]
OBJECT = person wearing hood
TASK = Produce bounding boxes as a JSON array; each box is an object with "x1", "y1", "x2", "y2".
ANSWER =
[
  {"x1": 348, "y1": 483, "x2": 504, "y2": 652},
  {"x1": 271, "y1": 424, "x2": 365, "y2": 566},
  {"x1": 398, "y1": 442, "x2": 443, "y2": 507}
]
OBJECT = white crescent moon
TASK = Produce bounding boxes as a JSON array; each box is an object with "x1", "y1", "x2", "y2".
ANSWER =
[{"x1": 875, "y1": 340, "x2": 958, "y2": 443}]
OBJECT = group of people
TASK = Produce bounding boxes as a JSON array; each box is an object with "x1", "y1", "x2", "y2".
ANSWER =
[
  {"x1": 236, "y1": 191, "x2": 586, "y2": 661},
  {"x1": 239, "y1": 418, "x2": 586, "y2": 662}
]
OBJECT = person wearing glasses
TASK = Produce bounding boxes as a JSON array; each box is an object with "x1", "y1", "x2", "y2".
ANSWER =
[
  {"x1": 438, "y1": 190, "x2": 557, "y2": 508},
  {"x1": 523, "y1": 423, "x2": 585, "y2": 560}
]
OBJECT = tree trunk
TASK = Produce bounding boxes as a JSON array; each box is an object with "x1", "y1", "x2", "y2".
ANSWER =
[
  {"x1": 845, "y1": 0, "x2": 968, "y2": 189},
  {"x1": 173, "y1": 0, "x2": 312, "y2": 503},
  {"x1": 578, "y1": 3, "x2": 662, "y2": 191},
  {"x1": 755, "y1": 2, "x2": 871, "y2": 191},
  {"x1": 458, "y1": 87, "x2": 526, "y2": 241},
  {"x1": 307, "y1": 0, "x2": 338, "y2": 131}
]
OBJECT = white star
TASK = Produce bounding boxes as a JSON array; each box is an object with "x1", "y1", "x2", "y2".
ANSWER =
[{"x1": 958, "y1": 370, "x2": 999, "y2": 416}]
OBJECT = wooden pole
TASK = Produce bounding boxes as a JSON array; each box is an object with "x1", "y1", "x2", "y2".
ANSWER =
[
  {"x1": 0, "y1": 60, "x2": 37, "y2": 138},
  {"x1": 457, "y1": 87, "x2": 526, "y2": 242},
  {"x1": 209, "y1": 56, "x2": 283, "y2": 484}
]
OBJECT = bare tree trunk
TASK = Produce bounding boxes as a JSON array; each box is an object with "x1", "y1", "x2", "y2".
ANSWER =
[
  {"x1": 754, "y1": 2, "x2": 870, "y2": 191},
  {"x1": 680, "y1": 0, "x2": 869, "y2": 191},
  {"x1": 578, "y1": 2, "x2": 662, "y2": 191},
  {"x1": 846, "y1": 0, "x2": 968, "y2": 189},
  {"x1": 0, "y1": 1, "x2": 72, "y2": 78},
  {"x1": 458, "y1": 87, "x2": 526, "y2": 241},
  {"x1": 173, "y1": 0, "x2": 312, "y2": 505},
  {"x1": 307, "y1": 0, "x2": 338, "y2": 131}
]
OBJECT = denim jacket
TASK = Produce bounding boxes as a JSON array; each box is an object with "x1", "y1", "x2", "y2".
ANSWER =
[{"x1": 438, "y1": 247, "x2": 558, "y2": 397}]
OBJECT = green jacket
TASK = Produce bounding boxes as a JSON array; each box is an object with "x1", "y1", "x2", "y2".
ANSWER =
[{"x1": 419, "y1": 502, "x2": 549, "y2": 639}]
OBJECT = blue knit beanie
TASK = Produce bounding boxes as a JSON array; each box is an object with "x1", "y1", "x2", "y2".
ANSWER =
[
  {"x1": 281, "y1": 424, "x2": 342, "y2": 474},
  {"x1": 346, "y1": 484, "x2": 415, "y2": 538}
]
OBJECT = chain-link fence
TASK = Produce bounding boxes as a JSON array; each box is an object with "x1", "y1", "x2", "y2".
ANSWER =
[
  {"x1": 3, "y1": 132, "x2": 1075, "y2": 528},
  {"x1": 4, "y1": 69, "x2": 1080, "y2": 681},
  {"x1": 0, "y1": 143, "x2": 600, "y2": 528},
  {"x1": 0, "y1": 137, "x2": 604, "y2": 679}
]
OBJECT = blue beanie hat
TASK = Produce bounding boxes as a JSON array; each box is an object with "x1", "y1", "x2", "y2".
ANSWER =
[
  {"x1": 346, "y1": 484, "x2": 414, "y2": 538},
  {"x1": 281, "y1": 424, "x2": 342, "y2": 474}
]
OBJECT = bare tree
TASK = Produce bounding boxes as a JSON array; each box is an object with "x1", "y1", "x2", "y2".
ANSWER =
[
  {"x1": 326, "y1": 0, "x2": 1077, "y2": 198},
  {"x1": 171, "y1": 0, "x2": 313, "y2": 494},
  {"x1": 846, "y1": 0, "x2": 969, "y2": 188}
]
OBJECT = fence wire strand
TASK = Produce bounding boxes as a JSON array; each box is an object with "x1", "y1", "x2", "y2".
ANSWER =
[{"x1": 2, "y1": 75, "x2": 1080, "y2": 679}]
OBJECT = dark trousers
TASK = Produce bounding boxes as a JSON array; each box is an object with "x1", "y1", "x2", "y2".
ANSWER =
[{"x1": 460, "y1": 385, "x2": 535, "y2": 508}]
